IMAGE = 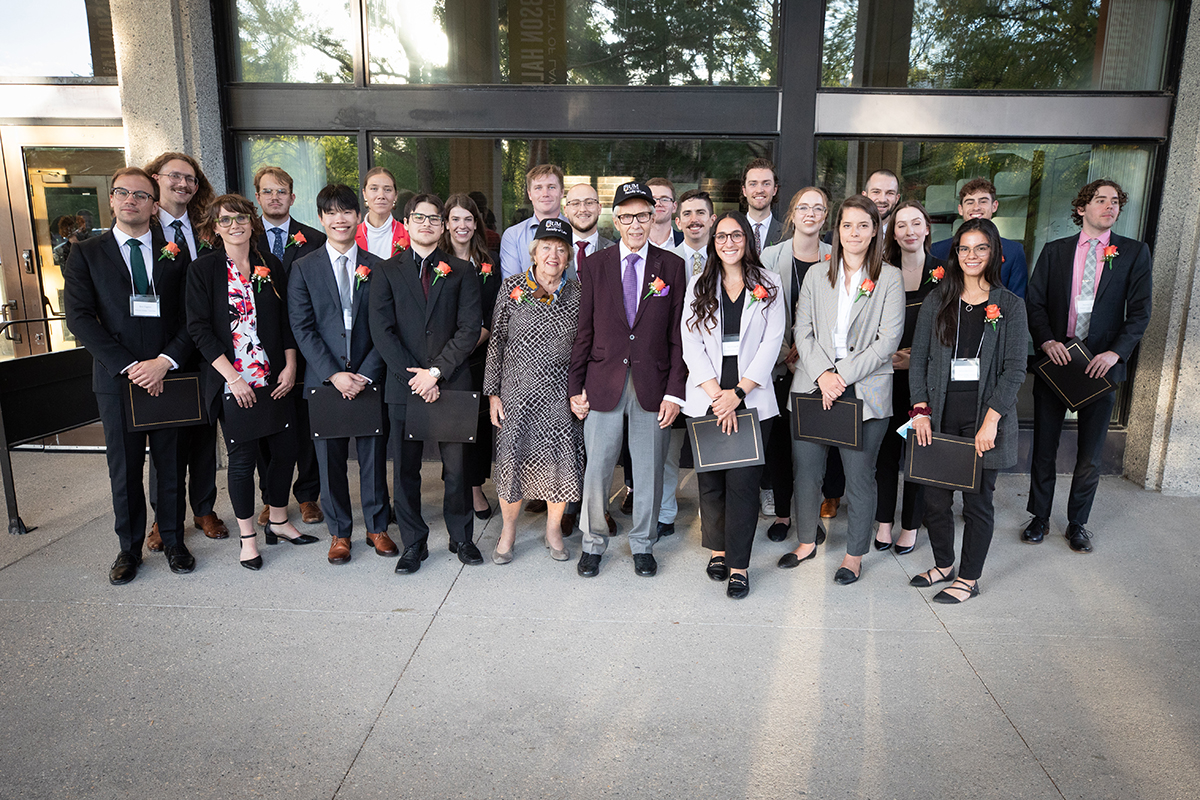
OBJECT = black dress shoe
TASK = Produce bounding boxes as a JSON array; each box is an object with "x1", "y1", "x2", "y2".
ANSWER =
[
  {"x1": 874, "y1": 536, "x2": 893, "y2": 551},
  {"x1": 815, "y1": 526, "x2": 827, "y2": 546},
  {"x1": 1065, "y1": 522, "x2": 1093, "y2": 553},
  {"x1": 109, "y1": 551, "x2": 141, "y2": 585},
  {"x1": 632, "y1": 553, "x2": 658, "y2": 577},
  {"x1": 933, "y1": 579, "x2": 980, "y2": 604},
  {"x1": 1022, "y1": 516, "x2": 1048, "y2": 544},
  {"x1": 450, "y1": 539, "x2": 484, "y2": 565},
  {"x1": 910, "y1": 566, "x2": 955, "y2": 587},
  {"x1": 777, "y1": 547, "x2": 816, "y2": 569},
  {"x1": 833, "y1": 566, "x2": 860, "y2": 585},
  {"x1": 620, "y1": 490, "x2": 634, "y2": 514},
  {"x1": 264, "y1": 521, "x2": 319, "y2": 545},
  {"x1": 577, "y1": 552, "x2": 601, "y2": 577},
  {"x1": 706, "y1": 555, "x2": 729, "y2": 582},
  {"x1": 474, "y1": 504, "x2": 493, "y2": 521},
  {"x1": 656, "y1": 521, "x2": 675, "y2": 537},
  {"x1": 766, "y1": 522, "x2": 789, "y2": 542},
  {"x1": 165, "y1": 544, "x2": 195, "y2": 574},
  {"x1": 395, "y1": 541, "x2": 429, "y2": 574},
  {"x1": 893, "y1": 535, "x2": 917, "y2": 556},
  {"x1": 727, "y1": 573, "x2": 749, "y2": 599}
]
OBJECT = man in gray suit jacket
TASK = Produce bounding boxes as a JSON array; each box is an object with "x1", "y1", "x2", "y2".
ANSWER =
[{"x1": 289, "y1": 184, "x2": 395, "y2": 566}]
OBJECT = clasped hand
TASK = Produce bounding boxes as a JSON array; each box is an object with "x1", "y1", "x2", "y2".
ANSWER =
[
  {"x1": 710, "y1": 388, "x2": 740, "y2": 434},
  {"x1": 407, "y1": 367, "x2": 439, "y2": 402},
  {"x1": 817, "y1": 369, "x2": 846, "y2": 410},
  {"x1": 128, "y1": 357, "x2": 170, "y2": 397},
  {"x1": 330, "y1": 371, "x2": 368, "y2": 400}
]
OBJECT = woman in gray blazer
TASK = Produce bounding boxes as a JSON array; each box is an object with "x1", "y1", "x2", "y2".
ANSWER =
[
  {"x1": 681, "y1": 212, "x2": 786, "y2": 599},
  {"x1": 908, "y1": 218, "x2": 1028, "y2": 603},
  {"x1": 780, "y1": 195, "x2": 904, "y2": 585}
]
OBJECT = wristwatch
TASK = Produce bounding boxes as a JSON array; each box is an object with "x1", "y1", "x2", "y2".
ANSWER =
[
  {"x1": 428, "y1": 366, "x2": 442, "y2": 381},
  {"x1": 733, "y1": 386, "x2": 747, "y2": 400}
]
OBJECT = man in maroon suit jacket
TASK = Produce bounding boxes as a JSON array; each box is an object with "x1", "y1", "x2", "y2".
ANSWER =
[{"x1": 569, "y1": 182, "x2": 687, "y2": 578}]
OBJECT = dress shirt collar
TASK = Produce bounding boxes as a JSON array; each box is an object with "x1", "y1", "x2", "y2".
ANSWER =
[
  {"x1": 326, "y1": 241, "x2": 359, "y2": 267},
  {"x1": 265, "y1": 217, "x2": 292, "y2": 237},
  {"x1": 158, "y1": 208, "x2": 190, "y2": 231},
  {"x1": 618, "y1": 240, "x2": 650, "y2": 265},
  {"x1": 1077, "y1": 229, "x2": 1112, "y2": 249}
]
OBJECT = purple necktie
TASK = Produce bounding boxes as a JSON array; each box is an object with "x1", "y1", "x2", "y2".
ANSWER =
[{"x1": 622, "y1": 253, "x2": 640, "y2": 328}]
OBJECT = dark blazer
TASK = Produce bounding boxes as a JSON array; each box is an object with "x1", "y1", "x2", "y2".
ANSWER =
[
  {"x1": 368, "y1": 247, "x2": 482, "y2": 406},
  {"x1": 256, "y1": 219, "x2": 326, "y2": 275},
  {"x1": 64, "y1": 228, "x2": 193, "y2": 395},
  {"x1": 932, "y1": 235, "x2": 1028, "y2": 298},
  {"x1": 764, "y1": 217, "x2": 784, "y2": 250},
  {"x1": 289, "y1": 246, "x2": 385, "y2": 390},
  {"x1": 186, "y1": 247, "x2": 297, "y2": 415},
  {"x1": 568, "y1": 243, "x2": 687, "y2": 413},
  {"x1": 1025, "y1": 231, "x2": 1152, "y2": 385}
]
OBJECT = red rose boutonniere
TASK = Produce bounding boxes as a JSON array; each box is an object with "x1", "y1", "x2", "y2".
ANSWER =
[
  {"x1": 1103, "y1": 245, "x2": 1119, "y2": 269},
  {"x1": 251, "y1": 265, "x2": 272, "y2": 292},
  {"x1": 854, "y1": 277, "x2": 875, "y2": 303},
  {"x1": 643, "y1": 276, "x2": 669, "y2": 299},
  {"x1": 480, "y1": 262, "x2": 493, "y2": 283},
  {"x1": 824, "y1": 253, "x2": 832, "y2": 261},
  {"x1": 985, "y1": 303, "x2": 1003, "y2": 330},
  {"x1": 432, "y1": 261, "x2": 451, "y2": 285},
  {"x1": 159, "y1": 242, "x2": 180, "y2": 261},
  {"x1": 925, "y1": 266, "x2": 945, "y2": 285},
  {"x1": 509, "y1": 285, "x2": 528, "y2": 304},
  {"x1": 355, "y1": 264, "x2": 370, "y2": 288},
  {"x1": 287, "y1": 231, "x2": 307, "y2": 249},
  {"x1": 748, "y1": 284, "x2": 769, "y2": 306}
]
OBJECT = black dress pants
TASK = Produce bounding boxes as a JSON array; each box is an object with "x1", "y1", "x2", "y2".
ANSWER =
[
  {"x1": 874, "y1": 373, "x2": 926, "y2": 528},
  {"x1": 698, "y1": 419, "x2": 772, "y2": 570},
  {"x1": 257, "y1": 392, "x2": 319, "y2": 505},
  {"x1": 148, "y1": 420, "x2": 218, "y2": 519},
  {"x1": 389, "y1": 402, "x2": 473, "y2": 548},
  {"x1": 923, "y1": 389, "x2": 996, "y2": 581},
  {"x1": 227, "y1": 426, "x2": 297, "y2": 521}
]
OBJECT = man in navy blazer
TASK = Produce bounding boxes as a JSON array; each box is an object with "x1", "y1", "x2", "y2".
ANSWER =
[
  {"x1": 370, "y1": 193, "x2": 484, "y2": 573},
  {"x1": 289, "y1": 184, "x2": 395, "y2": 566},
  {"x1": 64, "y1": 167, "x2": 195, "y2": 584},
  {"x1": 569, "y1": 181, "x2": 687, "y2": 578},
  {"x1": 930, "y1": 177, "x2": 1028, "y2": 297},
  {"x1": 1024, "y1": 179, "x2": 1152, "y2": 553}
]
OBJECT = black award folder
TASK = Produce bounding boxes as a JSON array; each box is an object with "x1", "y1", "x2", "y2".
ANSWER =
[
  {"x1": 903, "y1": 431, "x2": 983, "y2": 494},
  {"x1": 404, "y1": 390, "x2": 480, "y2": 443},
  {"x1": 790, "y1": 390, "x2": 863, "y2": 451},
  {"x1": 1032, "y1": 339, "x2": 1117, "y2": 411},
  {"x1": 307, "y1": 384, "x2": 384, "y2": 439},
  {"x1": 220, "y1": 385, "x2": 292, "y2": 445},
  {"x1": 686, "y1": 409, "x2": 765, "y2": 473},
  {"x1": 122, "y1": 372, "x2": 208, "y2": 431}
]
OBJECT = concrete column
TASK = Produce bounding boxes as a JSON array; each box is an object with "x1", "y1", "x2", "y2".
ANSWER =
[
  {"x1": 1124, "y1": 5, "x2": 1200, "y2": 494},
  {"x1": 109, "y1": 0, "x2": 225, "y2": 191}
]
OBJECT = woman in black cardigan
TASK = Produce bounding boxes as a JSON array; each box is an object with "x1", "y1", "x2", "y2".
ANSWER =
[
  {"x1": 908, "y1": 218, "x2": 1027, "y2": 602},
  {"x1": 187, "y1": 194, "x2": 316, "y2": 571}
]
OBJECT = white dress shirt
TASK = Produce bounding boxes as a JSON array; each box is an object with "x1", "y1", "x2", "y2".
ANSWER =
[
  {"x1": 833, "y1": 261, "x2": 865, "y2": 360},
  {"x1": 617, "y1": 240, "x2": 684, "y2": 408},
  {"x1": 157, "y1": 209, "x2": 197, "y2": 259},
  {"x1": 111, "y1": 226, "x2": 178, "y2": 372},
  {"x1": 264, "y1": 216, "x2": 293, "y2": 256}
]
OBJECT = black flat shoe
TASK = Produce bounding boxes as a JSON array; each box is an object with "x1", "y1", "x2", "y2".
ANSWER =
[
  {"x1": 874, "y1": 537, "x2": 893, "y2": 551},
  {"x1": 777, "y1": 547, "x2": 817, "y2": 569},
  {"x1": 239, "y1": 534, "x2": 262, "y2": 571},
  {"x1": 833, "y1": 566, "x2": 860, "y2": 585},
  {"x1": 933, "y1": 579, "x2": 980, "y2": 604},
  {"x1": 632, "y1": 553, "x2": 658, "y2": 577},
  {"x1": 474, "y1": 504, "x2": 493, "y2": 521},
  {"x1": 706, "y1": 555, "x2": 729, "y2": 582},
  {"x1": 264, "y1": 521, "x2": 319, "y2": 545},
  {"x1": 727, "y1": 573, "x2": 749, "y2": 599},
  {"x1": 766, "y1": 522, "x2": 789, "y2": 542},
  {"x1": 910, "y1": 566, "x2": 954, "y2": 587},
  {"x1": 815, "y1": 526, "x2": 827, "y2": 546}
]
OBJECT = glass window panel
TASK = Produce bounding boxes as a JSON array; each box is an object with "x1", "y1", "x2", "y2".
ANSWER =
[
  {"x1": 1, "y1": 0, "x2": 116, "y2": 78},
  {"x1": 365, "y1": 0, "x2": 777, "y2": 86},
  {"x1": 822, "y1": 0, "x2": 1175, "y2": 91},
  {"x1": 236, "y1": 135, "x2": 360, "y2": 227},
  {"x1": 234, "y1": 0, "x2": 356, "y2": 83}
]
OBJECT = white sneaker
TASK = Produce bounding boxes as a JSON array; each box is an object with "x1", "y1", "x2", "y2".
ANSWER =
[{"x1": 760, "y1": 489, "x2": 775, "y2": 518}]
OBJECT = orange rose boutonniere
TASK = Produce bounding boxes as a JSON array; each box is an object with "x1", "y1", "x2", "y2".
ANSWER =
[
  {"x1": 354, "y1": 264, "x2": 370, "y2": 288},
  {"x1": 1103, "y1": 244, "x2": 1119, "y2": 269},
  {"x1": 480, "y1": 262, "x2": 493, "y2": 283},
  {"x1": 748, "y1": 284, "x2": 769, "y2": 306},
  {"x1": 287, "y1": 231, "x2": 307, "y2": 248},
  {"x1": 251, "y1": 265, "x2": 272, "y2": 292},
  {"x1": 158, "y1": 242, "x2": 181, "y2": 261},
  {"x1": 432, "y1": 261, "x2": 451, "y2": 285},
  {"x1": 985, "y1": 303, "x2": 1003, "y2": 330},
  {"x1": 854, "y1": 277, "x2": 875, "y2": 303},
  {"x1": 643, "y1": 276, "x2": 669, "y2": 299},
  {"x1": 509, "y1": 285, "x2": 528, "y2": 304},
  {"x1": 925, "y1": 265, "x2": 945, "y2": 285}
]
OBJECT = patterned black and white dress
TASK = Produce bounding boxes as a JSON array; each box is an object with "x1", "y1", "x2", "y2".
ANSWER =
[{"x1": 483, "y1": 274, "x2": 585, "y2": 503}]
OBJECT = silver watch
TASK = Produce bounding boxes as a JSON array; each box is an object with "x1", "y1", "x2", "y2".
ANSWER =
[{"x1": 428, "y1": 366, "x2": 442, "y2": 381}]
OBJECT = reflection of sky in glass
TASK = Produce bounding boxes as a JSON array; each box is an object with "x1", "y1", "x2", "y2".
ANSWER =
[
  {"x1": 369, "y1": 0, "x2": 450, "y2": 83},
  {"x1": 0, "y1": 1, "x2": 93, "y2": 77}
]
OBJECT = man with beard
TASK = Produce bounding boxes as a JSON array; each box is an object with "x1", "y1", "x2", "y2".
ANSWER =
[
  {"x1": 742, "y1": 158, "x2": 782, "y2": 254},
  {"x1": 564, "y1": 183, "x2": 614, "y2": 276}
]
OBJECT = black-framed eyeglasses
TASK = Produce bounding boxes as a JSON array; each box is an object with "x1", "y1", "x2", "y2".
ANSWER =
[
  {"x1": 216, "y1": 214, "x2": 252, "y2": 228},
  {"x1": 111, "y1": 187, "x2": 154, "y2": 202},
  {"x1": 615, "y1": 211, "x2": 653, "y2": 224},
  {"x1": 714, "y1": 231, "x2": 745, "y2": 244},
  {"x1": 408, "y1": 212, "x2": 444, "y2": 225},
  {"x1": 159, "y1": 171, "x2": 198, "y2": 187}
]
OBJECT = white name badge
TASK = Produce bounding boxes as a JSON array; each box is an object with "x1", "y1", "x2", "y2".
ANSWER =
[
  {"x1": 951, "y1": 358, "x2": 980, "y2": 382},
  {"x1": 130, "y1": 294, "x2": 161, "y2": 318},
  {"x1": 343, "y1": 309, "x2": 353, "y2": 329},
  {"x1": 1075, "y1": 296, "x2": 1095, "y2": 315},
  {"x1": 721, "y1": 334, "x2": 740, "y2": 357}
]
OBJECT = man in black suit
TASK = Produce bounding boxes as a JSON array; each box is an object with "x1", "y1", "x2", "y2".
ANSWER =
[
  {"x1": 742, "y1": 158, "x2": 782, "y2": 253},
  {"x1": 253, "y1": 165, "x2": 327, "y2": 527},
  {"x1": 1024, "y1": 179, "x2": 1152, "y2": 552},
  {"x1": 369, "y1": 194, "x2": 484, "y2": 573},
  {"x1": 64, "y1": 167, "x2": 195, "y2": 584},
  {"x1": 289, "y1": 184, "x2": 395, "y2": 566}
]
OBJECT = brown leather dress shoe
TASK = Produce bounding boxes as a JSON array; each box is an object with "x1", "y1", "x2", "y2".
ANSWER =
[
  {"x1": 147, "y1": 523, "x2": 163, "y2": 552},
  {"x1": 194, "y1": 514, "x2": 229, "y2": 539},
  {"x1": 300, "y1": 501, "x2": 324, "y2": 524},
  {"x1": 366, "y1": 532, "x2": 399, "y2": 556},
  {"x1": 257, "y1": 505, "x2": 270, "y2": 526},
  {"x1": 328, "y1": 537, "x2": 351, "y2": 564},
  {"x1": 820, "y1": 498, "x2": 841, "y2": 519}
]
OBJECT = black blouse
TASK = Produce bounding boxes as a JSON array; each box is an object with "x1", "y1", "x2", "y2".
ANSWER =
[
  {"x1": 720, "y1": 287, "x2": 745, "y2": 390},
  {"x1": 948, "y1": 299, "x2": 986, "y2": 392}
]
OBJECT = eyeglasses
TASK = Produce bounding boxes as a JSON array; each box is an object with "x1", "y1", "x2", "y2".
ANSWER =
[
  {"x1": 257, "y1": 188, "x2": 290, "y2": 197},
  {"x1": 652, "y1": 195, "x2": 675, "y2": 206},
  {"x1": 714, "y1": 231, "x2": 745, "y2": 244},
  {"x1": 159, "y1": 172, "x2": 198, "y2": 187},
  {"x1": 794, "y1": 204, "x2": 827, "y2": 217},
  {"x1": 956, "y1": 244, "x2": 992, "y2": 257},
  {"x1": 408, "y1": 212, "x2": 443, "y2": 225},
  {"x1": 216, "y1": 214, "x2": 252, "y2": 228},
  {"x1": 111, "y1": 187, "x2": 154, "y2": 203},
  {"x1": 564, "y1": 199, "x2": 600, "y2": 209},
  {"x1": 615, "y1": 211, "x2": 653, "y2": 224}
]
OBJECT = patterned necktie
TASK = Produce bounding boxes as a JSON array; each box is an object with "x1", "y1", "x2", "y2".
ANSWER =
[
  {"x1": 692, "y1": 252, "x2": 704, "y2": 275},
  {"x1": 754, "y1": 222, "x2": 763, "y2": 252},
  {"x1": 622, "y1": 253, "x2": 640, "y2": 328},
  {"x1": 271, "y1": 228, "x2": 285, "y2": 261},
  {"x1": 576, "y1": 241, "x2": 588, "y2": 272},
  {"x1": 170, "y1": 220, "x2": 187, "y2": 252},
  {"x1": 127, "y1": 239, "x2": 149, "y2": 294},
  {"x1": 1076, "y1": 238, "x2": 1099, "y2": 340}
]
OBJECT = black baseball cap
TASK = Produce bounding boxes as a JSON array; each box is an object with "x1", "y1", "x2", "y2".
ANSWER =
[
  {"x1": 533, "y1": 217, "x2": 572, "y2": 242},
  {"x1": 612, "y1": 181, "x2": 654, "y2": 209}
]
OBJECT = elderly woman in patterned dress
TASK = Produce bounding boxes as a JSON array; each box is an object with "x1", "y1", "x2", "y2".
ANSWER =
[{"x1": 484, "y1": 218, "x2": 585, "y2": 564}]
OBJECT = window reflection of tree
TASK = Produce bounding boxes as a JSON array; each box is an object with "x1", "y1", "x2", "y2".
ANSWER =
[{"x1": 237, "y1": 0, "x2": 354, "y2": 83}]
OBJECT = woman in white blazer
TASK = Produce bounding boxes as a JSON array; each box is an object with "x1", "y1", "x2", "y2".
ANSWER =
[
  {"x1": 681, "y1": 212, "x2": 786, "y2": 599},
  {"x1": 780, "y1": 195, "x2": 904, "y2": 585}
]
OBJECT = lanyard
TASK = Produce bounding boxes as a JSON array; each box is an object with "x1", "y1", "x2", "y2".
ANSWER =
[{"x1": 954, "y1": 299, "x2": 985, "y2": 361}]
